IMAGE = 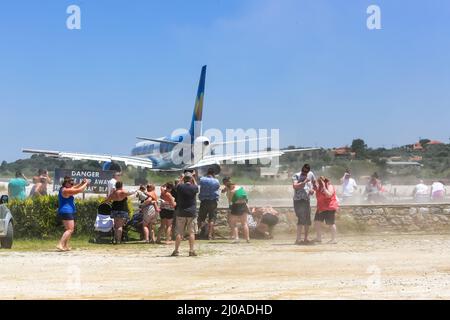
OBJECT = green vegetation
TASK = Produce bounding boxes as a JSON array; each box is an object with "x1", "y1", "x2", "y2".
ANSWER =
[
  {"x1": 8, "y1": 196, "x2": 133, "y2": 239},
  {"x1": 11, "y1": 236, "x2": 152, "y2": 252}
]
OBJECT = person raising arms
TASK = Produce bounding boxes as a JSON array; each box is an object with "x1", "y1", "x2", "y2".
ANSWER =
[
  {"x1": 223, "y1": 178, "x2": 250, "y2": 244},
  {"x1": 105, "y1": 181, "x2": 136, "y2": 244},
  {"x1": 57, "y1": 177, "x2": 89, "y2": 251},
  {"x1": 313, "y1": 176, "x2": 339, "y2": 244},
  {"x1": 157, "y1": 183, "x2": 177, "y2": 244}
]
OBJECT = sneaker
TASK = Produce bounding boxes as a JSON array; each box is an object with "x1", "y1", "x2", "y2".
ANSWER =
[
  {"x1": 312, "y1": 239, "x2": 322, "y2": 244},
  {"x1": 232, "y1": 239, "x2": 240, "y2": 244},
  {"x1": 171, "y1": 251, "x2": 180, "y2": 257},
  {"x1": 189, "y1": 251, "x2": 198, "y2": 257},
  {"x1": 304, "y1": 240, "x2": 315, "y2": 246}
]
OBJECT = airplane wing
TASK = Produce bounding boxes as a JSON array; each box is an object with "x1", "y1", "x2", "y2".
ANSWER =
[
  {"x1": 188, "y1": 148, "x2": 319, "y2": 169},
  {"x1": 22, "y1": 149, "x2": 154, "y2": 169}
]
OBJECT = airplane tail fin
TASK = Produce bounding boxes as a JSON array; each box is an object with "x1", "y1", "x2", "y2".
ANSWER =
[{"x1": 189, "y1": 65, "x2": 207, "y2": 142}]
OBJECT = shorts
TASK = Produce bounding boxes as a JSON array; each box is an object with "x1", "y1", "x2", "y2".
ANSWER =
[
  {"x1": 160, "y1": 209, "x2": 175, "y2": 220},
  {"x1": 230, "y1": 203, "x2": 249, "y2": 216},
  {"x1": 294, "y1": 200, "x2": 311, "y2": 226},
  {"x1": 111, "y1": 210, "x2": 129, "y2": 220},
  {"x1": 261, "y1": 213, "x2": 279, "y2": 226},
  {"x1": 58, "y1": 213, "x2": 76, "y2": 221},
  {"x1": 314, "y1": 210, "x2": 336, "y2": 225},
  {"x1": 199, "y1": 200, "x2": 218, "y2": 223},
  {"x1": 175, "y1": 217, "x2": 198, "y2": 236}
]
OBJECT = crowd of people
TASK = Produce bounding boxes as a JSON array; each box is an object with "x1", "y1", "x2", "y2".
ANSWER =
[
  {"x1": 83, "y1": 164, "x2": 340, "y2": 256},
  {"x1": 7, "y1": 169, "x2": 52, "y2": 200},
  {"x1": 339, "y1": 171, "x2": 446, "y2": 204},
  {"x1": 3, "y1": 165, "x2": 448, "y2": 255},
  {"x1": 412, "y1": 180, "x2": 447, "y2": 203}
]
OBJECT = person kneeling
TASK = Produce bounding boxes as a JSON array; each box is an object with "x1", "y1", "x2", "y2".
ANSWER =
[{"x1": 250, "y1": 206, "x2": 280, "y2": 239}]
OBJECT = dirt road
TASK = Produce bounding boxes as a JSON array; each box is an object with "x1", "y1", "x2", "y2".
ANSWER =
[{"x1": 1, "y1": 233, "x2": 450, "y2": 300}]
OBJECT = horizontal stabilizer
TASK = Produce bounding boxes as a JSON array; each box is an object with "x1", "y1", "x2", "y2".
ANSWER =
[{"x1": 136, "y1": 137, "x2": 180, "y2": 145}]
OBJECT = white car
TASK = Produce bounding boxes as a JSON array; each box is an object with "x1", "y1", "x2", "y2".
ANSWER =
[{"x1": 0, "y1": 195, "x2": 13, "y2": 249}]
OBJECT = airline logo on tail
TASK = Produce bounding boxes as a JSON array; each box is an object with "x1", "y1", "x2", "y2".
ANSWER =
[{"x1": 189, "y1": 65, "x2": 207, "y2": 142}]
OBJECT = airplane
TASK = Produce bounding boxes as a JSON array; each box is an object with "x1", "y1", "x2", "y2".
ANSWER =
[{"x1": 23, "y1": 66, "x2": 317, "y2": 174}]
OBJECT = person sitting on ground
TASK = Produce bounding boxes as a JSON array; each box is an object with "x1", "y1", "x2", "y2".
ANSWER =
[
  {"x1": 105, "y1": 181, "x2": 136, "y2": 244},
  {"x1": 223, "y1": 178, "x2": 250, "y2": 244},
  {"x1": 250, "y1": 206, "x2": 280, "y2": 239},
  {"x1": 157, "y1": 182, "x2": 176, "y2": 244},
  {"x1": 431, "y1": 181, "x2": 446, "y2": 202},
  {"x1": 412, "y1": 180, "x2": 429, "y2": 203},
  {"x1": 8, "y1": 171, "x2": 30, "y2": 201},
  {"x1": 57, "y1": 177, "x2": 89, "y2": 251},
  {"x1": 313, "y1": 176, "x2": 339, "y2": 244}
]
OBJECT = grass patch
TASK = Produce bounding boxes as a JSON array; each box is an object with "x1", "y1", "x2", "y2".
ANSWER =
[{"x1": 10, "y1": 236, "x2": 96, "y2": 252}]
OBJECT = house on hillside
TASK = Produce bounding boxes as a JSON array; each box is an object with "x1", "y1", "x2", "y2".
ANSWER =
[
  {"x1": 412, "y1": 142, "x2": 424, "y2": 151},
  {"x1": 426, "y1": 140, "x2": 444, "y2": 146},
  {"x1": 333, "y1": 146, "x2": 356, "y2": 159},
  {"x1": 407, "y1": 140, "x2": 444, "y2": 152}
]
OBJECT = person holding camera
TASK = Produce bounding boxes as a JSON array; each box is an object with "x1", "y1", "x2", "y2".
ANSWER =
[
  {"x1": 293, "y1": 164, "x2": 316, "y2": 245},
  {"x1": 172, "y1": 171, "x2": 199, "y2": 257},
  {"x1": 57, "y1": 176, "x2": 89, "y2": 252}
]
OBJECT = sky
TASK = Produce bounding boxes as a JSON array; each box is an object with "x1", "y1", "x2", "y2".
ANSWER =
[{"x1": 1, "y1": 0, "x2": 449, "y2": 162}]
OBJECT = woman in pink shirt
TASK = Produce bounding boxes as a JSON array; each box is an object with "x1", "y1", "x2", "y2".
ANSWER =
[{"x1": 314, "y1": 176, "x2": 339, "y2": 244}]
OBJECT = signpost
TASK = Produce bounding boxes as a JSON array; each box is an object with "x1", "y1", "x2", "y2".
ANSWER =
[{"x1": 53, "y1": 169, "x2": 114, "y2": 194}]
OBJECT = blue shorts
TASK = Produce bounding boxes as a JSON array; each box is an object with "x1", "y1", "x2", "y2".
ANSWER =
[
  {"x1": 111, "y1": 210, "x2": 129, "y2": 220},
  {"x1": 58, "y1": 213, "x2": 76, "y2": 221}
]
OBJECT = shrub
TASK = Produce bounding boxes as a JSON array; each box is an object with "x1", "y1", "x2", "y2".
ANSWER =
[{"x1": 9, "y1": 196, "x2": 135, "y2": 239}]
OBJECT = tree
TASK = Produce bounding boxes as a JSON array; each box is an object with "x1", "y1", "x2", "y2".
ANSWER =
[
  {"x1": 419, "y1": 139, "x2": 431, "y2": 148},
  {"x1": 351, "y1": 139, "x2": 367, "y2": 159}
]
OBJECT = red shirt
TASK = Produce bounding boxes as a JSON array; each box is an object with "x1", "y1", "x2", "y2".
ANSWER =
[{"x1": 315, "y1": 184, "x2": 339, "y2": 213}]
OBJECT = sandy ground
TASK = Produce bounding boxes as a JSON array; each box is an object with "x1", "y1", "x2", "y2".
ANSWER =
[{"x1": 1, "y1": 233, "x2": 450, "y2": 300}]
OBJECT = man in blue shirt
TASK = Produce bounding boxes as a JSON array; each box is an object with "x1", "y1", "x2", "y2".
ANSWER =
[
  {"x1": 8, "y1": 171, "x2": 30, "y2": 201},
  {"x1": 198, "y1": 168, "x2": 220, "y2": 240}
]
